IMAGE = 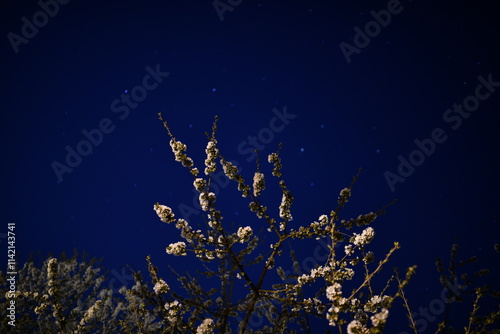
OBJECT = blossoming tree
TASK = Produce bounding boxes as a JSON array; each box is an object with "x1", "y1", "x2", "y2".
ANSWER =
[
  {"x1": 1, "y1": 114, "x2": 498, "y2": 333},
  {"x1": 143, "y1": 114, "x2": 413, "y2": 333}
]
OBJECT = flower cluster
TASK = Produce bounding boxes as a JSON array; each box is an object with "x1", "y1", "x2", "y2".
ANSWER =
[
  {"x1": 289, "y1": 213, "x2": 331, "y2": 239},
  {"x1": 0, "y1": 252, "x2": 129, "y2": 333},
  {"x1": 154, "y1": 203, "x2": 176, "y2": 223},
  {"x1": 164, "y1": 300, "x2": 182, "y2": 323},
  {"x1": 236, "y1": 226, "x2": 253, "y2": 243},
  {"x1": 345, "y1": 307, "x2": 389, "y2": 333},
  {"x1": 220, "y1": 158, "x2": 250, "y2": 197},
  {"x1": 300, "y1": 297, "x2": 325, "y2": 314},
  {"x1": 253, "y1": 172, "x2": 265, "y2": 197},
  {"x1": 338, "y1": 187, "x2": 351, "y2": 207},
  {"x1": 204, "y1": 140, "x2": 218, "y2": 175},
  {"x1": 166, "y1": 241, "x2": 187, "y2": 256},
  {"x1": 268, "y1": 152, "x2": 282, "y2": 177},
  {"x1": 249, "y1": 200, "x2": 267, "y2": 219},
  {"x1": 363, "y1": 295, "x2": 390, "y2": 313},
  {"x1": 355, "y1": 212, "x2": 377, "y2": 226},
  {"x1": 47, "y1": 258, "x2": 57, "y2": 279},
  {"x1": 193, "y1": 178, "x2": 206, "y2": 192},
  {"x1": 370, "y1": 308, "x2": 389, "y2": 326},
  {"x1": 196, "y1": 318, "x2": 215, "y2": 334},
  {"x1": 326, "y1": 283, "x2": 342, "y2": 301},
  {"x1": 153, "y1": 279, "x2": 170, "y2": 294},
  {"x1": 177, "y1": 218, "x2": 205, "y2": 244},
  {"x1": 220, "y1": 159, "x2": 238, "y2": 180},
  {"x1": 47, "y1": 258, "x2": 58, "y2": 296},
  {"x1": 199, "y1": 192, "x2": 216, "y2": 211},
  {"x1": 346, "y1": 320, "x2": 368, "y2": 334},
  {"x1": 170, "y1": 139, "x2": 194, "y2": 168},
  {"x1": 345, "y1": 244, "x2": 354, "y2": 256},
  {"x1": 352, "y1": 227, "x2": 375, "y2": 247},
  {"x1": 207, "y1": 213, "x2": 219, "y2": 229},
  {"x1": 79, "y1": 300, "x2": 103, "y2": 327},
  {"x1": 326, "y1": 282, "x2": 347, "y2": 326},
  {"x1": 279, "y1": 190, "x2": 293, "y2": 222},
  {"x1": 297, "y1": 265, "x2": 333, "y2": 286}
]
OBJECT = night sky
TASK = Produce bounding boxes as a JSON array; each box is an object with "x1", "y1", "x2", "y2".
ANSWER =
[{"x1": 1, "y1": 0, "x2": 499, "y2": 332}]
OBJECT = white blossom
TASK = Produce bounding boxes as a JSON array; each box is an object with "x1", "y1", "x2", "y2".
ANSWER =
[
  {"x1": 204, "y1": 140, "x2": 218, "y2": 175},
  {"x1": 199, "y1": 192, "x2": 216, "y2": 211},
  {"x1": 319, "y1": 214, "x2": 329, "y2": 225},
  {"x1": 342, "y1": 267, "x2": 355, "y2": 280},
  {"x1": 268, "y1": 152, "x2": 278, "y2": 163},
  {"x1": 153, "y1": 279, "x2": 170, "y2": 294},
  {"x1": 170, "y1": 139, "x2": 193, "y2": 167},
  {"x1": 154, "y1": 203, "x2": 176, "y2": 223},
  {"x1": 220, "y1": 159, "x2": 239, "y2": 180},
  {"x1": 79, "y1": 300, "x2": 103, "y2": 327},
  {"x1": 207, "y1": 214, "x2": 219, "y2": 229},
  {"x1": 47, "y1": 258, "x2": 58, "y2": 295},
  {"x1": 166, "y1": 242, "x2": 187, "y2": 256},
  {"x1": 364, "y1": 295, "x2": 390, "y2": 313},
  {"x1": 339, "y1": 187, "x2": 351, "y2": 198},
  {"x1": 327, "y1": 305, "x2": 340, "y2": 326},
  {"x1": 279, "y1": 192, "x2": 293, "y2": 221},
  {"x1": 371, "y1": 308, "x2": 389, "y2": 327},
  {"x1": 197, "y1": 318, "x2": 215, "y2": 334},
  {"x1": 252, "y1": 172, "x2": 265, "y2": 196},
  {"x1": 352, "y1": 227, "x2": 375, "y2": 246},
  {"x1": 370, "y1": 295, "x2": 382, "y2": 306},
  {"x1": 237, "y1": 226, "x2": 253, "y2": 243},
  {"x1": 170, "y1": 139, "x2": 186, "y2": 159},
  {"x1": 346, "y1": 319, "x2": 369, "y2": 334},
  {"x1": 164, "y1": 300, "x2": 182, "y2": 322},
  {"x1": 267, "y1": 152, "x2": 281, "y2": 174},
  {"x1": 310, "y1": 265, "x2": 331, "y2": 279},
  {"x1": 193, "y1": 178, "x2": 206, "y2": 192},
  {"x1": 47, "y1": 258, "x2": 57, "y2": 281},
  {"x1": 326, "y1": 283, "x2": 342, "y2": 301}
]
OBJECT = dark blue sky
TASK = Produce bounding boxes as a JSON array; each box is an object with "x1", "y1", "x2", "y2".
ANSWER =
[{"x1": 1, "y1": 0, "x2": 499, "y2": 332}]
